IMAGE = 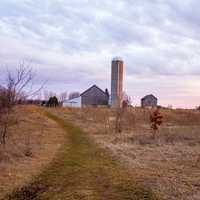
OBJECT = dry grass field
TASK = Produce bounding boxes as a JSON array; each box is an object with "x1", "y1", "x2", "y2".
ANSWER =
[
  {"x1": 1, "y1": 106, "x2": 200, "y2": 200},
  {"x1": 53, "y1": 107, "x2": 200, "y2": 200},
  {"x1": 3, "y1": 108, "x2": 160, "y2": 200},
  {"x1": 0, "y1": 106, "x2": 65, "y2": 198}
]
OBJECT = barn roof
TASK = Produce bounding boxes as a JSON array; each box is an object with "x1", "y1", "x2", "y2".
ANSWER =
[
  {"x1": 63, "y1": 96, "x2": 80, "y2": 102},
  {"x1": 80, "y1": 85, "x2": 107, "y2": 96},
  {"x1": 141, "y1": 94, "x2": 157, "y2": 101}
]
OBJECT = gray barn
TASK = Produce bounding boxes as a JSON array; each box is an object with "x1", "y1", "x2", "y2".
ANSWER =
[
  {"x1": 80, "y1": 85, "x2": 109, "y2": 107},
  {"x1": 141, "y1": 94, "x2": 157, "y2": 108}
]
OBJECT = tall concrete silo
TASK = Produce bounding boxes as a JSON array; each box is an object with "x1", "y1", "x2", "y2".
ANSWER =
[{"x1": 111, "y1": 57, "x2": 124, "y2": 108}]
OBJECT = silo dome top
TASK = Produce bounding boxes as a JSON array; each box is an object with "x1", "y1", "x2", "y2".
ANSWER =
[{"x1": 112, "y1": 57, "x2": 123, "y2": 62}]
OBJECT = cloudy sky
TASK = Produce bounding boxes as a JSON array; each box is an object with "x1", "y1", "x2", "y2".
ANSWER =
[{"x1": 0, "y1": 0, "x2": 200, "y2": 108}]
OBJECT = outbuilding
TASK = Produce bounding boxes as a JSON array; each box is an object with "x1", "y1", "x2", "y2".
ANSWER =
[
  {"x1": 63, "y1": 85, "x2": 109, "y2": 108},
  {"x1": 141, "y1": 94, "x2": 158, "y2": 108},
  {"x1": 63, "y1": 96, "x2": 82, "y2": 108}
]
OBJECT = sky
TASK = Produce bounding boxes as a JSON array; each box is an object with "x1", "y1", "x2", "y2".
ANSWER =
[{"x1": 0, "y1": 0, "x2": 200, "y2": 108}]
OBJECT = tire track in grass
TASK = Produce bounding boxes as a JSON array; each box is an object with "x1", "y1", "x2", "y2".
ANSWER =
[{"x1": 4, "y1": 111, "x2": 162, "y2": 200}]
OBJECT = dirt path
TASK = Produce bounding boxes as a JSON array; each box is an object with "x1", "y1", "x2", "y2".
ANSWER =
[{"x1": 3, "y1": 111, "x2": 161, "y2": 200}]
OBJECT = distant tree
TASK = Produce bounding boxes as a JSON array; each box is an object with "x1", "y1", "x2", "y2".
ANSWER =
[
  {"x1": 0, "y1": 63, "x2": 43, "y2": 144},
  {"x1": 122, "y1": 100, "x2": 128, "y2": 108},
  {"x1": 113, "y1": 92, "x2": 132, "y2": 133},
  {"x1": 59, "y1": 92, "x2": 68, "y2": 102},
  {"x1": 167, "y1": 104, "x2": 173, "y2": 109},
  {"x1": 36, "y1": 91, "x2": 42, "y2": 100},
  {"x1": 49, "y1": 91, "x2": 56, "y2": 98},
  {"x1": 41, "y1": 100, "x2": 46, "y2": 106},
  {"x1": 43, "y1": 90, "x2": 50, "y2": 101},
  {"x1": 68, "y1": 92, "x2": 80, "y2": 100},
  {"x1": 196, "y1": 106, "x2": 200, "y2": 111},
  {"x1": 115, "y1": 107, "x2": 125, "y2": 133},
  {"x1": 43, "y1": 90, "x2": 56, "y2": 101},
  {"x1": 47, "y1": 96, "x2": 58, "y2": 107},
  {"x1": 122, "y1": 91, "x2": 132, "y2": 107}
]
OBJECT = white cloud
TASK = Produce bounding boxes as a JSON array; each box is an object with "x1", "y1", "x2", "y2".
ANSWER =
[{"x1": 0, "y1": 0, "x2": 200, "y2": 107}]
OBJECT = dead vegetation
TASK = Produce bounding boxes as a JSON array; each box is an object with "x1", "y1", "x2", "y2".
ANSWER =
[
  {"x1": 52, "y1": 107, "x2": 200, "y2": 200},
  {"x1": 5, "y1": 111, "x2": 161, "y2": 200},
  {"x1": 0, "y1": 106, "x2": 65, "y2": 198},
  {"x1": 0, "y1": 63, "x2": 45, "y2": 146}
]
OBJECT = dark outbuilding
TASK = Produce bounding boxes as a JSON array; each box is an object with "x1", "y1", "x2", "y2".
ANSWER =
[
  {"x1": 141, "y1": 94, "x2": 158, "y2": 108},
  {"x1": 80, "y1": 85, "x2": 109, "y2": 107}
]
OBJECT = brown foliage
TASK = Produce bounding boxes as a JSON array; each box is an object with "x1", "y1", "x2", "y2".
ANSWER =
[{"x1": 150, "y1": 108, "x2": 163, "y2": 138}]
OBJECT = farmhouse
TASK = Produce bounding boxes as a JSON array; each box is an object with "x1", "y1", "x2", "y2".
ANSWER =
[
  {"x1": 63, "y1": 85, "x2": 109, "y2": 108},
  {"x1": 141, "y1": 94, "x2": 158, "y2": 108}
]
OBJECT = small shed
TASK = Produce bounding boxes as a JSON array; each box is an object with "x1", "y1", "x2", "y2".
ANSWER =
[{"x1": 141, "y1": 94, "x2": 157, "y2": 108}]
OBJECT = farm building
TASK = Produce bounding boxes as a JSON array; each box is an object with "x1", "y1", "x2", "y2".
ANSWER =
[
  {"x1": 141, "y1": 94, "x2": 158, "y2": 108},
  {"x1": 111, "y1": 57, "x2": 124, "y2": 108},
  {"x1": 63, "y1": 85, "x2": 109, "y2": 108},
  {"x1": 62, "y1": 96, "x2": 81, "y2": 108}
]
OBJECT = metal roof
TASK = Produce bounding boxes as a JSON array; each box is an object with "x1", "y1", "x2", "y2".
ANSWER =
[
  {"x1": 80, "y1": 85, "x2": 107, "y2": 96},
  {"x1": 141, "y1": 94, "x2": 157, "y2": 100}
]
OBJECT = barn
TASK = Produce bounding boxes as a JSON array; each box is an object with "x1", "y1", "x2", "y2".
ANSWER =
[
  {"x1": 63, "y1": 85, "x2": 109, "y2": 108},
  {"x1": 141, "y1": 94, "x2": 158, "y2": 108},
  {"x1": 81, "y1": 85, "x2": 109, "y2": 107}
]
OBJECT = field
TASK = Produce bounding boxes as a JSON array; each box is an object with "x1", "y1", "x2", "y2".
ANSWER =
[
  {"x1": 1, "y1": 107, "x2": 160, "y2": 200},
  {"x1": 0, "y1": 106, "x2": 200, "y2": 200},
  {"x1": 52, "y1": 107, "x2": 200, "y2": 200},
  {"x1": 0, "y1": 106, "x2": 65, "y2": 198}
]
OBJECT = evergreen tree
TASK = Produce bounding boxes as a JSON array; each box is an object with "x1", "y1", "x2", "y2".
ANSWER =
[{"x1": 47, "y1": 96, "x2": 58, "y2": 107}]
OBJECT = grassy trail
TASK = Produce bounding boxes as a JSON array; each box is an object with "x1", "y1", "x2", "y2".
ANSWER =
[{"x1": 4, "y1": 111, "x2": 161, "y2": 200}]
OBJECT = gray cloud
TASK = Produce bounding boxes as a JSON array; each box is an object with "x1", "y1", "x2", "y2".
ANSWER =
[{"x1": 0, "y1": 0, "x2": 200, "y2": 107}]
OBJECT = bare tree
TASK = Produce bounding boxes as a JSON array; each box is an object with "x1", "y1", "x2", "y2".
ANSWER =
[
  {"x1": 43, "y1": 90, "x2": 50, "y2": 101},
  {"x1": 0, "y1": 63, "x2": 41, "y2": 144},
  {"x1": 122, "y1": 91, "x2": 132, "y2": 106},
  {"x1": 59, "y1": 91, "x2": 68, "y2": 102},
  {"x1": 68, "y1": 92, "x2": 80, "y2": 100},
  {"x1": 115, "y1": 107, "x2": 124, "y2": 133},
  {"x1": 0, "y1": 88, "x2": 11, "y2": 144},
  {"x1": 43, "y1": 90, "x2": 56, "y2": 101},
  {"x1": 113, "y1": 92, "x2": 132, "y2": 134},
  {"x1": 49, "y1": 91, "x2": 56, "y2": 98},
  {"x1": 36, "y1": 91, "x2": 42, "y2": 100}
]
